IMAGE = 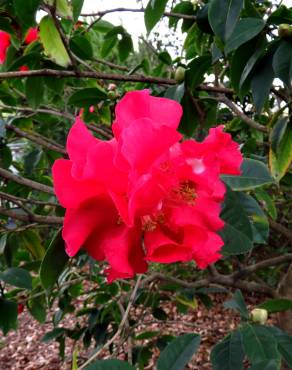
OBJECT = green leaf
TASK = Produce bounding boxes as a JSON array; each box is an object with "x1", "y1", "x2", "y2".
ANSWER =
[
  {"x1": 254, "y1": 188, "x2": 277, "y2": 220},
  {"x1": 56, "y1": 0, "x2": 73, "y2": 19},
  {"x1": 84, "y1": 360, "x2": 135, "y2": 370},
  {"x1": 70, "y1": 35, "x2": 93, "y2": 60},
  {"x1": 0, "y1": 298, "x2": 18, "y2": 335},
  {"x1": 19, "y1": 229, "x2": 45, "y2": 260},
  {"x1": 118, "y1": 34, "x2": 133, "y2": 62},
  {"x1": 208, "y1": 0, "x2": 243, "y2": 42},
  {"x1": 101, "y1": 36, "x2": 117, "y2": 58},
  {"x1": 224, "y1": 290, "x2": 249, "y2": 319},
  {"x1": 68, "y1": 87, "x2": 107, "y2": 107},
  {"x1": 225, "y1": 18, "x2": 265, "y2": 54},
  {"x1": 186, "y1": 55, "x2": 211, "y2": 88},
  {"x1": 0, "y1": 234, "x2": 7, "y2": 254},
  {"x1": 28, "y1": 296, "x2": 47, "y2": 323},
  {"x1": 272, "y1": 40, "x2": 292, "y2": 88},
  {"x1": 269, "y1": 117, "x2": 292, "y2": 181},
  {"x1": 42, "y1": 327, "x2": 66, "y2": 342},
  {"x1": 13, "y1": 0, "x2": 41, "y2": 28},
  {"x1": 157, "y1": 333, "x2": 201, "y2": 370},
  {"x1": 221, "y1": 159, "x2": 274, "y2": 191},
  {"x1": 248, "y1": 360, "x2": 280, "y2": 370},
  {"x1": 242, "y1": 324, "x2": 281, "y2": 366},
  {"x1": 0, "y1": 146, "x2": 12, "y2": 169},
  {"x1": 72, "y1": 0, "x2": 84, "y2": 22},
  {"x1": 251, "y1": 53, "x2": 274, "y2": 113},
  {"x1": 164, "y1": 84, "x2": 185, "y2": 103},
  {"x1": 25, "y1": 77, "x2": 44, "y2": 110},
  {"x1": 179, "y1": 93, "x2": 199, "y2": 137},
  {"x1": 144, "y1": 0, "x2": 168, "y2": 33},
  {"x1": 267, "y1": 5, "x2": 292, "y2": 25},
  {"x1": 269, "y1": 327, "x2": 292, "y2": 368},
  {"x1": 237, "y1": 193, "x2": 269, "y2": 244},
  {"x1": 0, "y1": 267, "x2": 32, "y2": 290},
  {"x1": 259, "y1": 299, "x2": 292, "y2": 313},
  {"x1": 135, "y1": 331, "x2": 159, "y2": 340},
  {"x1": 211, "y1": 330, "x2": 245, "y2": 370},
  {"x1": 40, "y1": 229, "x2": 69, "y2": 290},
  {"x1": 39, "y1": 15, "x2": 70, "y2": 67},
  {"x1": 220, "y1": 188, "x2": 253, "y2": 256}
]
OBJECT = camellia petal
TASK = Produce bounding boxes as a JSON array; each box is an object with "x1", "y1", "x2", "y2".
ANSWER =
[{"x1": 0, "y1": 31, "x2": 11, "y2": 64}]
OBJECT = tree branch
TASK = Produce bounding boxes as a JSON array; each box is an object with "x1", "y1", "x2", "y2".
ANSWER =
[
  {"x1": 81, "y1": 7, "x2": 197, "y2": 21},
  {"x1": 0, "y1": 191, "x2": 57, "y2": 207},
  {"x1": 0, "y1": 206, "x2": 62, "y2": 224},
  {"x1": 0, "y1": 168, "x2": 54, "y2": 194},
  {"x1": 216, "y1": 95, "x2": 268, "y2": 132},
  {"x1": 269, "y1": 219, "x2": 292, "y2": 245}
]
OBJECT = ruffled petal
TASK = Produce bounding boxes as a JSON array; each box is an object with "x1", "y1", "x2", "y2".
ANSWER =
[
  {"x1": 52, "y1": 159, "x2": 102, "y2": 208},
  {"x1": 113, "y1": 90, "x2": 182, "y2": 138}
]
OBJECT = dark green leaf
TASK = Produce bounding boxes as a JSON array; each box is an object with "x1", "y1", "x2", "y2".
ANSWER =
[
  {"x1": 40, "y1": 229, "x2": 69, "y2": 290},
  {"x1": 72, "y1": 0, "x2": 84, "y2": 22},
  {"x1": 211, "y1": 330, "x2": 245, "y2": 370},
  {"x1": 224, "y1": 290, "x2": 249, "y2": 319},
  {"x1": 267, "y1": 5, "x2": 292, "y2": 25},
  {"x1": 225, "y1": 18, "x2": 265, "y2": 54},
  {"x1": 179, "y1": 93, "x2": 199, "y2": 136},
  {"x1": 0, "y1": 298, "x2": 18, "y2": 335},
  {"x1": 144, "y1": 0, "x2": 168, "y2": 33},
  {"x1": 85, "y1": 360, "x2": 135, "y2": 370},
  {"x1": 101, "y1": 36, "x2": 117, "y2": 58},
  {"x1": 269, "y1": 327, "x2": 292, "y2": 368},
  {"x1": 152, "y1": 307, "x2": 168, "y2": 321},
  {"x1": 270, "y1": 117, "x2": 288, "y2": 153},
  {"x1": 237, "y1": 192, "x2": 269, "y2": 244},
  {"x1": 242, "y1": 324, "x2": 281, "y2": 365},
  {"x1": 186, "y1": 55, "x2": 211, "y2": 88},
  {"x1": 164, "y1": 84, "x2": 185, "y2": 102},
  {"x1": 197, "y1": 4, "x2": 213, "y2": 35},
  {"x1": 13, "y1": 0, "x2": 41, "y2": 28},
  {"x1": 28, "y1": 296, "x2": 47, "y2": 323},
  {"x1": 208, "y1": 0, "x2": 243, "y2": 42},
  {"x1": 158, "y1": 51, "x2": 172, "y2": 65},
  {"x1": 135, "y1": 331, "x2": 159, "y2": 340},
  {"x1": 70, "y1": 35, "x2": 93, "y2": 60},
  {"x1": 0, "y1": 267, "x2": 32, "y2": 290},
  {"x1": 251, "y1": 53, "x2": 274, "y2": 113},
  {"x1": 68, "y1": 87, "x2": 107, "y2": 107},
  {"x1": 0, "y1": 146, "x2": 12, "y2": 169},
  {"x1": 118, "y1": 34, "x2": 133, "y2": 62},
  {"x1": 272, "y1": 40, "x2": 292, "y2": 88},
  {"x1": 221, "y1": 159, "x2": 274, "y2": 191},
  {"x1": 157, "y1": 333, "x2": 201, "y2": 370},
  {"x1": 0, "y1": 234, "x2": 7, "y2": 254},
  {"x1": 220, "y1": 188, "x2": 253, "y2": 255},
  {"x1": 259, "y1": 299, "x2": 292, "y2": 314},
  {"x1": 25, "y1": 77, "x2": 44, "y2": 110},
  {"x1": 248, "y1": 360, "x2": 280, "y2": 370},
  {"x1": 42, "y1": 327, "x2": 66, "y2": 342}
]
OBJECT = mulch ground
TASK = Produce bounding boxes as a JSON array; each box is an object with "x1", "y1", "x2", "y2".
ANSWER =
[{"x1": 0, "y1": 293, "x2": 275, "y2": 370}]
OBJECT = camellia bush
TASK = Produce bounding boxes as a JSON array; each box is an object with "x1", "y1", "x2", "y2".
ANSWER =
[{"x1": 0, "y1": 0, "x2": 292, "y2": 369}]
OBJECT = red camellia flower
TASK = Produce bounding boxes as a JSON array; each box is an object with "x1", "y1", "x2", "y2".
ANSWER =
[
  {"x1": 52, "y1": 90, "x2": 243, "y2": 282},
  {"x1": 19, "y1": 65, "x2": 29, "y2": 71},
  {"x1": 0, "y1": 31, "x2": 11, "y2": 64},
  {"x1": 24, "y1": 27, "x2": 38, "y2": 44}
]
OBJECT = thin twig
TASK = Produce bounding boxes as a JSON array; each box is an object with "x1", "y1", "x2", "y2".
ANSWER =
[
  {"x1": 0, "y1": 191, "x2": 57, "y2": 207},
  {"x1": 79, "y1": 275, "x2": 142, "y2": 370},
  {"x1": 0, "y1": 206, "x2": 62, "y2": 224}
]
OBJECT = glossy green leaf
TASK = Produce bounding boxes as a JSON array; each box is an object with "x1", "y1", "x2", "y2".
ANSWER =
[
  {"x1": 0, "y1": 146, "x2": 12, "y2": 169},
  {"x1": 208, "y1": 0, "x2": 243, "y2": 42},
  {"x1": 13, "y1": 0, "x2": 41, "y2": 28},
  {"x1": 68, "y1": 87, "x2": 107, "y2": 107},
  {"x1": 237, "y1": 192, "x2": 269, "y2": 244},
  {"x1": 225, "y1": 18, "x2": 265, "y2": 54},
  {"x1": 157, "y1": 333, "x2": 201, "y2": 370},
  {"x1": 242, "y1": 324, "x2": 281, "y2": 366},
  {"x1": 101, "y1": 36, "x2": 117, "y2": 58},
  {"x1": 221, "y1": 159, "x2": 274, "y2": 191},
  {"x1": 164, "y1": 84, "x2": 185, "y2": 102},
  {"x1": 0, "y1": 234, "x2": 7, "y2": 254},
  {"x1": 269, "y1": 117, "x2": 292, "y2": 181},
  {"x1": 72, "y1": 0, "x2": 84, "y2": 22},
  {"x1": 39, "y1": 15, "x2": 70, "y2": 67},
  {"x1": 56, "y1": 0, "x2": 73, "y2": 19},
  {"x1": 224, "y1": 290, "x2": 249, "y2": 319},
  {"x1": 211, "y1": 330, "x2": 245, "y2": 370},
  {"x1": 118, "y1": 34, "x2": 133, "y2": 62},
  {"x1": 70, "y1": 35, "x2": 93, "y2": 60},
  {"x1": 267, "y1": 5, "x2": 292, "y2": 25},
  {"x1": 19, "y1": 229, "x2": 45, "y2": 260},
  {"x1": 248, "y1": 360, "x2": 280, "y2": 370},
  {"x1": 0, "y1": 267, "x2": 32, "y2": 290},
  {"x1": 186, "y1": 55, "x2": 211, "y2": 88},
  {"x1": 220, "y1": 188, "x2": 253, "y2": 255},
  {"x1": 85, "y1": 360, "x2": 135, "y2": 370},
  {"x1": 40, "y1": 229, "x2": 69, "y2": 290},
  {"x1": 254, "y1": 188, "x2": 277, "y2": 220},
  {"x1": 25, "y1": 77, "x2": 44, "y2": 110},
  {"x1": 0, "y1": 298, "x2": 18, "y2": 335},
  {"x1": 269, "y1": 327, "x2": 292, "y2": 368},
  {"x1": 258, "y1": 299, "x2": 292, "y2": 313},
  {"x1": 251, "y1": 53, "x2": 274, "y2": 113},
  {"x1": 144, "y1": 0, "x2": 168, "y2": 33},
  {"x1": 272, "y1": 40, "x2": 292, "y2": 87},
  {"x1": 28, "y1": 296, "x2": 47, "y2": 323}
]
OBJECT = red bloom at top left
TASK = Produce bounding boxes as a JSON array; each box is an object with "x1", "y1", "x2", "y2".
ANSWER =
[{"x1": 0, "y1": 31, "x2": 11, "y2": 64}]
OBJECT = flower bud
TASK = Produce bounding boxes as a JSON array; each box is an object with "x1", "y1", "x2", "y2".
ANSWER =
[
  {"x1": 250, "y1": 308, "x2": 268, "y2": 325},
  {"x1": 278, "y1": 24, "x2": 292, "y2": 39},
  {"x1": 175, "y1": 66, "x2": 186, "y2": 82}
]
